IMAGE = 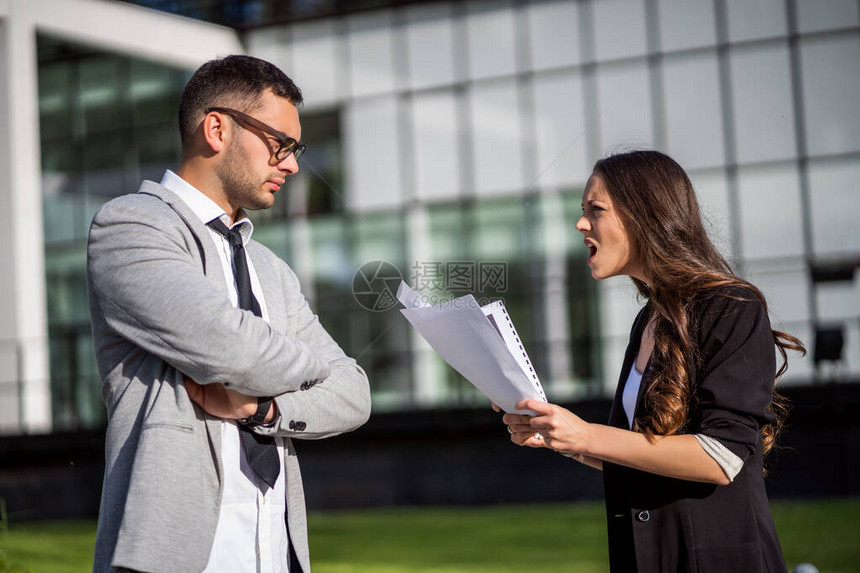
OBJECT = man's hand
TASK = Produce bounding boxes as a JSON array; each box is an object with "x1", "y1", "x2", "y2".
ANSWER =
[{"x1": 184, "y1": 377, "x2": 260, "y2": 420}]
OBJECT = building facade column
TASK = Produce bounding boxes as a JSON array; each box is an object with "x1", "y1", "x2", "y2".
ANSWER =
[{"x1": 0, "y1": 3, "x2": 51, "y2": 433}]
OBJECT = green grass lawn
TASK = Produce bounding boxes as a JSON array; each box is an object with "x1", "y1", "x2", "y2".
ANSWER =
[{"x1": 1, "y1": 499, "x2": 858, "y2": 573}]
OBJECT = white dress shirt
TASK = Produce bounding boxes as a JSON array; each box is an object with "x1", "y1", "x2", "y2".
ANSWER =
[{"x1": 161, "y1": 170, "x2": 289, "y2": 573}]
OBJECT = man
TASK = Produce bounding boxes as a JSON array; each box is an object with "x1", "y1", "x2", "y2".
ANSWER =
[{"x1": 87, "y1": 55, "x2": 371, "y2": 573}]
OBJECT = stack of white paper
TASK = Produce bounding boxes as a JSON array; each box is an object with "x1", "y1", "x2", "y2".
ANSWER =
[{"x1": 397, "y1": 281, "x2": 547, "y2": 415}]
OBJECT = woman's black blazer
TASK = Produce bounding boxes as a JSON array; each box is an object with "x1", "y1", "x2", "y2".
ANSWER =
[{"x1": 602, "y1": 286, "x2": 787, "y2": 573}]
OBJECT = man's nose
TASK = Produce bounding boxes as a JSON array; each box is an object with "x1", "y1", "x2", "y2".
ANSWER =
[{"x1": 277, "y1": 153, "x2": 299, "y2": 174}]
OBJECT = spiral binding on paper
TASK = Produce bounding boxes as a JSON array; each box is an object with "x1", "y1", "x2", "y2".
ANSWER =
[{"x1": 483, "y1": 301, "x2": 546, "y2": 402}]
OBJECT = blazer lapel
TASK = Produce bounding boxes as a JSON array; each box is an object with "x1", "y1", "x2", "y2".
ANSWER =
[{"x1": 137, "y1": 180, "x2": 229, "y2": 298}]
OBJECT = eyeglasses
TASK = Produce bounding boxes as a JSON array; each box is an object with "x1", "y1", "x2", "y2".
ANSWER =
[{"x1": 206, "y1": 106, "x2": 307, "y2": 161}]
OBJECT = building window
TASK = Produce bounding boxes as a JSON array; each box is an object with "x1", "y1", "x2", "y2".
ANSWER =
[{"x1": 38, "y1": 35, "x2": 187, "y2": 430}]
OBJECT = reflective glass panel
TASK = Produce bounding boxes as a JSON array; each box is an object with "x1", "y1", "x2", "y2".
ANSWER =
[
  {"x1": 466, "y1": 1, "x2": 517, "y2": 80},
  {"x1": 657, "y1": 0, "x2": 716, "y2": 52},
  {"x1": 411, "y1": 91, "x2": 461, "y2": 201},
  {"x1": 800, "y1": 35, "x2": 860, "y2": 156},
  {"x1": 38, "y1": 37, "x2": 188, "y2": 429},
  {"x1": 469, "y1": 79, "x2": 525, "y2": 195},
  {"x1": 730, "y1": 45, "x2": 797, "y2": 164},
  {"x1": 290, "y1": 20, "x2": 341, "y2": 106},
  {"x1": 561, "y1": 190, "x2": 602, "y2": 388},
  {"x1": 348, "y1": 11, "x2": 397, "y2": 97},
  {"x1": 345, "y1": 96, "x2": 402, "y2": 212},
  {"x1": 795, "y1": 0, "x2": 859, "y2": 33},
  {"x1": 532, "y1": 70, "x2": 589, "y2": 188},
  {"x1": 526, "y1": 0, "x2": 581, "y2": 71},
  {"x1": 725, "y1": 0, "x2": 786, "y2": 42},
  {"x1": 351, "y1": 212, "x2": 411, "y2": 405},
  {"x1": 37, "y1": 63, "x2": 73, "y2": 140},
  {"x1": 736, "y1": 163, "x2": 804, "y2": 260},
  {"x1": 662, "y1": 51, "x2": 724, "y2": 169},
  {"x1": 130, "y1": 59, "x2": 188, "y2": 127},
  {"x1": 79, "y1": 56, "x2": 122, "y2": 135},
  {"x1": 593, "y1": 0, "x2": 648, "y2": 61},
  {"x1": 273, "y1": 109, "x2": 345, "y2": 219},
  {"x1": 596, "y1": 61, "x2": 654, "y2": 151},
  {"x1": 405, "y1": 3, "x2": 456, "y2": 90},
  {"x1": 688, "y1": 169, "x2": 733, "y2": 259},
  {"x1": 808, "y1": 156, "x2": 860, "y2": 256}
]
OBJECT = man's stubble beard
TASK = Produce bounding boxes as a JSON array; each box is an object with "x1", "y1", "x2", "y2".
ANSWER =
[{"x1": 216, "y1": 137, "x2": 274, "y2": 212}]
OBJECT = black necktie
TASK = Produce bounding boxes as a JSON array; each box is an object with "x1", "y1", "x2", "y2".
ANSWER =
[{"x1": 207, "y1": 218, "x2": 279, "y2": 491}]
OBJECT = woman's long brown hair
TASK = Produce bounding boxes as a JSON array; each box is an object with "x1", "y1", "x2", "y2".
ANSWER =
[{"x1": 593, "y1": 150, "x2": 805, "y2": 456}]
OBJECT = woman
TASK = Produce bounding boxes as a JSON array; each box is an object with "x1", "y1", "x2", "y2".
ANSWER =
[{"x1": 503, "y1": 150, "x2": 804, "y2": 572}]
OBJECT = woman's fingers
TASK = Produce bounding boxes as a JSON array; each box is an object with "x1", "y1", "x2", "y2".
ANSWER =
[
  {"x1": 501, "y1": 413, "x2": 532, "y2": 425},
  {"x1": 503, "y1": 400, "x2": 590, "y2": 455},
  {"x1": 502, "y1": 400, "x2": 593, "y2": 460},
  {"x1": 507, "y1": 422, "x2": 534, "y2": 434},
  {"x1": 515, "y1": 399, "x2": 554, "y2": 414},
  {"x1": 528, "y1": 414, "x2": 554, "y2": 429},
  {"x1": 511, "y1": 430, "x2": 548, "y2": 449}
]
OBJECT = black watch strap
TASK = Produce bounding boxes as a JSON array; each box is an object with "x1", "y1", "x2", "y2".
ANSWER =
[{"x1": 240, "y1": 397, "x2": 274, "y2": 427}]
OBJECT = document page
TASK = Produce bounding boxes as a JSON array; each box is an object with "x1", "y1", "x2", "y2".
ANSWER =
[{"x1": 397, "y1": 281, "x2": 546, "y2": 415}]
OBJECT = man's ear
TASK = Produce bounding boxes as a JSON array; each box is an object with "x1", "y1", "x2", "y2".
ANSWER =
[{"x1": 201, "y1": 111, "x2": 229, "y2": 153}]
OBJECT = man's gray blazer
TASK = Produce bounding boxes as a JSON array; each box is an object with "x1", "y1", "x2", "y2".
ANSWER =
[{"x1": 87, "y1": 181, "x2": 371, "y2": 573}]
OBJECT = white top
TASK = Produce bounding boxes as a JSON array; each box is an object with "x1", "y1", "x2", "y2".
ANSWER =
[
  {"x1": 622, "y1": 362, "x2": 643, "y2": 430},
  {"x1": 162, "y1": 170, "x2": 289, "y2": 573},
  {"x1": 621, "y1": 361, "x2": 744, "y2": 483}
]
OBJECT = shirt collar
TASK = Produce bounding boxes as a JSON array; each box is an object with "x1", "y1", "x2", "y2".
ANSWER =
[{"x1": 160, "y1": 170, "x2": 255, "y2": 242}]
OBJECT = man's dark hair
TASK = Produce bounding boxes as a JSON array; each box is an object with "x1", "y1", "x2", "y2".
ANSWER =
[{"x1": 178, "y1": 55, "x2": 303, "y2": 152}]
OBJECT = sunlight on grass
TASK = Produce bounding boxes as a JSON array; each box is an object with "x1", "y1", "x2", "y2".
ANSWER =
[
  {"x1": 0, "y1": 521, "x2": 95, "y2": 573},
  {"x1": 772, "y1": 499, "x2": 860, "y2": 573},
  {"x1": 308, "y1": 504, "x2": 609, "y2": 573},
  {"x1": 0, "y1": 500, "x2": 857, "y2": 573}
]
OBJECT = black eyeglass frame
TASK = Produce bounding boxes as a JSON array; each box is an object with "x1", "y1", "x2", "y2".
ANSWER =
[{"x1": 206, "y1": 106, "x2": 307, "y2": 161}]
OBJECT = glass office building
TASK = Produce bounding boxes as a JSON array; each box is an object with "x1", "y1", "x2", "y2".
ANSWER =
[
  {"x1": 38, "y1": 37, "x2": 191, "y2": 428},
  {"x1": 2, "y1": 0, "x2": 858, "y2": 434}
]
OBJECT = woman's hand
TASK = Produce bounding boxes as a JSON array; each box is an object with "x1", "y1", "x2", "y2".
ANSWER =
[
  {"x1": 502, "y1": 399, "x2": 596, "y2": 457},
  {"x1": 496, "y1": 400, "x2": 603, "y2": 470},
  {"x1": 497, "y1": 401, "x2": 548, "y2": 449}
]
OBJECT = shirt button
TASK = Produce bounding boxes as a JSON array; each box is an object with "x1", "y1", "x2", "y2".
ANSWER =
[{"x1": 636, "y1": 510, "x2": 651, "y2": 522}]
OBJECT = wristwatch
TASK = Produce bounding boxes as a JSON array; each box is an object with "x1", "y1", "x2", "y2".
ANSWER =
[{"x1": 239, "y1": 397, "x2": 274, "y2": 427}]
